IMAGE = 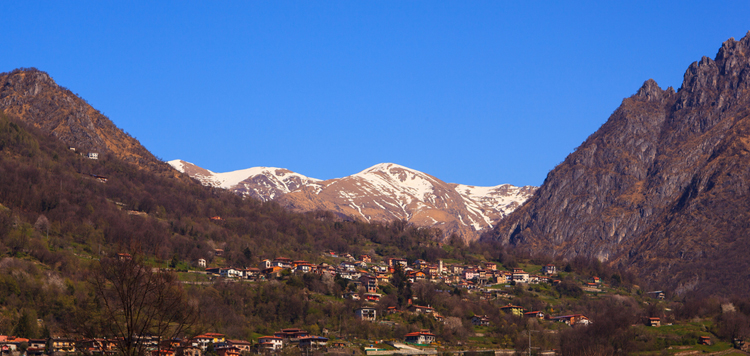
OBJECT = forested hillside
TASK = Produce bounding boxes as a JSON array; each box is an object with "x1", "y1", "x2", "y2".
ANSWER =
[{"x1": 0, "y1": 108, "x2": 491, "y2": 335}]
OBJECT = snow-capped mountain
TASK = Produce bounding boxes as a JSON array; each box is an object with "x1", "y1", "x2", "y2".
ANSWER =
[
  {"x1": 169, "y1": 160, "x2": 536, "y2": 241},
  {"x1": 168, "y1": 160, "x2": 321, "y2": 201}
]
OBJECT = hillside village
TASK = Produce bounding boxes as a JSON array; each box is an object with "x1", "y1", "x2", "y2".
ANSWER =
[
  {"x1": 0, "y1": 252, "x2": 600, "y2": 356},
  {"x1": 3, "y1": 248, "x2": 740, "y2": 356},
  {"x1": 0, "y1": 82, "x2": 749, "y2": 356}
]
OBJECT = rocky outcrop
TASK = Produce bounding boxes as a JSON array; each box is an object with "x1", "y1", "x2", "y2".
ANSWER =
[{"x1": 483, "y1": 32, "x2": 750, "y2": 296}]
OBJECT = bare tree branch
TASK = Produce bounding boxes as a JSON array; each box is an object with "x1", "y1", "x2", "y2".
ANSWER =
[{"x1": 91, "y1": 255, "x2": 198, "y2": 356}]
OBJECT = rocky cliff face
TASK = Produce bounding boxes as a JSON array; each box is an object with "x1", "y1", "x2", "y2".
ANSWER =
[
  {"x1": 170, "y1": 160, "x2": 536, "y2": 241},
  {"x1": 483, "y1": 33, "x2": 750, "y2": 296},
  {"x1": 0, "y1": 68, "x2": 164, "y2": 171}
]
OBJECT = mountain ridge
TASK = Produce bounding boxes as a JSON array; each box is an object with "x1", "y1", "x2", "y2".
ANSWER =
[
  {"x1": 0, "y1": 68, "x2": 168, "y2": 173},
  {"x1": 482, "y1": 32, "x2": 750, "y2": 296},
  {"x1": 170, "y1": 160, "x2": 536, "y2": 241}
]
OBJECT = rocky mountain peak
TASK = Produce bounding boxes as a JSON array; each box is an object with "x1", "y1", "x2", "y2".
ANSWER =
[
  {"x1": 1, "y1": 69, "x2": 56, "y2": 96},
  {"x1": 680, "y1": 32, "x2": 750, "y2": 109},
  {"x1": 715, "y1": 32, "x2": 750, "y2": 64},
  {"x1": 357, "y1": 163, "x2": 427, "y2": 180},
  {"x1": 0, "y1": 68, "x2": 164, "y2": 172},
  {"x1": 635, "y1": 79, "x2": 665, "y2": 101},
  {"x1": 484, "y1": 33, "x2": 750, "y2": 296}
]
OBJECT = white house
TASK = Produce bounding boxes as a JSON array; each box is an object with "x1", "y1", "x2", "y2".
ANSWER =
[
  {"x1": 355, "y1": 307, "x2": 377, "y2": 321},
  {"x1": 219, "y1": 268, "x2": 242, "y2": 278},
  {"x1": 258, "y1": 336, "x2": 283, "y2": 351},
  {"x1": 542, "y1": 264, "x2": 557, "y2": 275},
  {"x1": 511, "y1": 269, "x2": 530, "y2": 283},
  {"x1": 404, "y1": 331, "x2": 436, "y2": 345}
]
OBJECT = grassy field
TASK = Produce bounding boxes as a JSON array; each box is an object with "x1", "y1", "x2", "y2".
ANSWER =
[{"x1": 177, "y1": 271, "x2": 212, "y2": 282}]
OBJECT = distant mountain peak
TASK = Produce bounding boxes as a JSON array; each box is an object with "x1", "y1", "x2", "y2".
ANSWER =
[
  {"x1": 359, "y1": 162, "x2": 403, "y2": 172},
  {"x1": 170, "y1": 160, "x2": 536, "y2": 241},
  {"x1": 168, "y1": 159, "x2": 320, "y2": 200}
]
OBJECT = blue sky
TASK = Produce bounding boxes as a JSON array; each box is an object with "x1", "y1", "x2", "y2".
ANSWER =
[{"x1": 3, "y1": 2, "x2": 749, "y2": 186}]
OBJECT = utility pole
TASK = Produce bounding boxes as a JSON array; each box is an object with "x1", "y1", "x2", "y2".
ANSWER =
[{"x1": 528, "y1": 329, "x2": 539, "y2": 356}]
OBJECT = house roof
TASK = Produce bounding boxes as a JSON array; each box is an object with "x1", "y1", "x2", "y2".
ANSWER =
[
  {"x1": 298, "y1": 336, "x2": 328, "y2": 341},
  {"x1": 405, "y1": 331, "x2": 435, "y2": 337},
  {"x1": 551, "y1": 314, "x2": 588, "y2": 320}
]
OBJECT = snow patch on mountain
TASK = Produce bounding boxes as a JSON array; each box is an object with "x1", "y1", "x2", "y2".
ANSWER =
[
  {"x1": 168, "y1": 159, "x2": 320, "y2": 201},
  {"x1": 169, "y1": 160, "x2": 537, "y2": 240},
  {"x1": 355, "y1": 163, "x2": 436, "y2": 202}
]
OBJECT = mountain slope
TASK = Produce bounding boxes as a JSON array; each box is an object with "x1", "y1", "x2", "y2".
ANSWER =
[
  {"x1": 483, "y1": 33, "x2": 750, "y2": 296},
  {"x1": 0, "y1": 84, "x2": 458, "y2": 273},
  {"x1": 0, "y1": 68, "x2": 164, "y2": 171},
  {"x1": 168, "y1": 160, "x2": 321, "y2": 201},
  {"x1": 170, "y1": 160, "x2": 536, "y2": 240}
]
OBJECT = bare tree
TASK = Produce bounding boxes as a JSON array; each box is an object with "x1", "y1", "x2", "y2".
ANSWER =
[{"x1": 92, "y1": 255, "x2": 198, "y2": 356}]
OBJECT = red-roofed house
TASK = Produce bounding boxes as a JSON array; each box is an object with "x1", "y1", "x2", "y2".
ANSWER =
[
  {"x1": 274, "y1": 328, "x2": 309, "y2": 340},
  {"x1": 525, "y1": 311, "x2": 545, "y2": 319},
  {"x1": 404, "y1": 331, "x2": 436, "y2": 345},
  {"x1": 257, "y1": 336, "x2": 283, "y2": 351},
  {"x1": 152, "y1": 350, "x2": 175, "y2": 356},
  {"x1": 511, "y1": 269, "x2": 530, "y2": 283},
  {"x1": 272, "y1": 257, "x2": 292, "y2": 268},
  {"x1": 226, "y1": 340, "x2": 252, "y2": 353},
  {"x1": 215, "y1": 347, "x2": 239, "y2": 356},
  {"x1": 294, "y1": 261, "x2": 314, "y2": 273},
  {"x1": 408, "y1": 305, "x2": 434, "y2": 314}
]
